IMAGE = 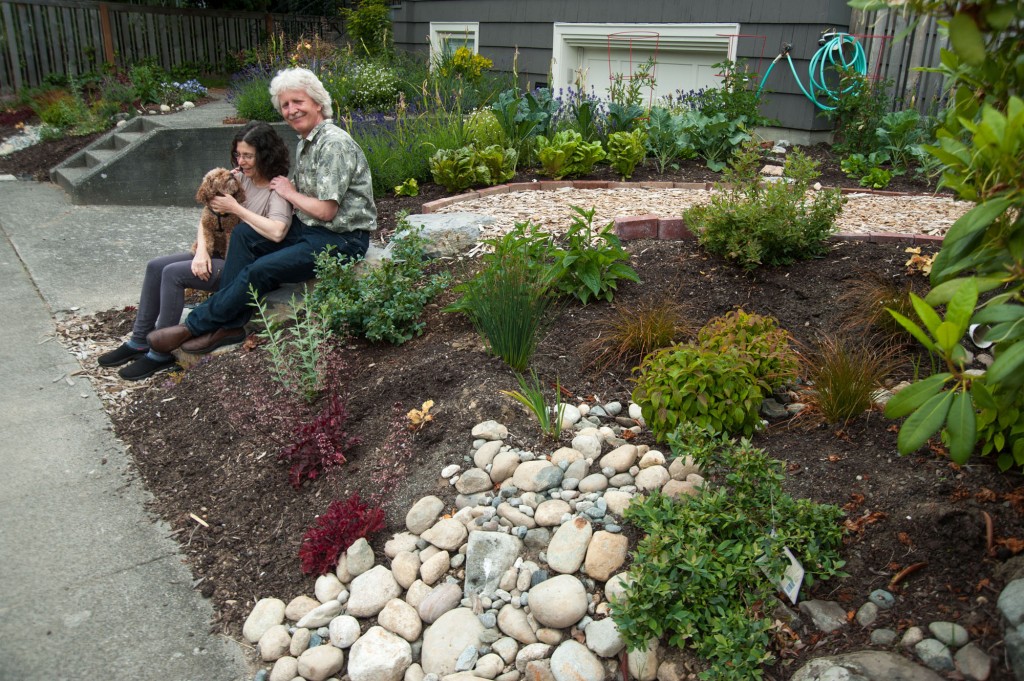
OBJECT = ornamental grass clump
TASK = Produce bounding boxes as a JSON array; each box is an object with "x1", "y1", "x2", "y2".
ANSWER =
[
  {"x1": 838, "y1": 269, "x2": 919, "y2": 342},
  {"x1": 801, "y1": 334, "x2": 898, "y2": 425},
  {"x1": 584, "y1": 294, "x2": 693, "y2": 372},
  {"x1": 500, "y1": 370, "x2": 565, "y2": 439},
  {"x1": 615, "y1": 424, "x2": 846, "y2": 681}
]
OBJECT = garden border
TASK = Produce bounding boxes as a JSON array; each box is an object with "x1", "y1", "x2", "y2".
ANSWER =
[{"x1": 420, "y1": 182, "x2": 947, "y2": 246}]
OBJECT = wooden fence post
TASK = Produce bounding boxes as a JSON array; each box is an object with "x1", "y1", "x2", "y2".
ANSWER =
[{"x1": 98, "y1": 2, "x2": 115, "y2": 65}]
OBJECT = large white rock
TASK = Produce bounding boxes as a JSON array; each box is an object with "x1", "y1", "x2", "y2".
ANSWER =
[
  {"x1": 379, "y1": 598, "x2": 424, "y2": 642},
  {"x1": 348, "y1": 625, "x2": 414, "y2": 681},
  {"x1": 465, "y1": 532, "x2": 523, "y2": 597},
  {"x1": 243, "y1": 597, "x2": 286, "y2": 643},
  {"x1": 314, "y1": 573, "x2": 344, "y2": 603},
  {"x1": 385, "y1": 532, "x2": 420, "y2": 558},
  {"x1": 474, "y1": 440, "x2": 504, "y2": 468},
  {"x1": 528, "y1": 575, "x2": 588, "y2": 628},
  {"x1": 421, "y1": 607, "x2": 486, "y2": 675},
  {"x1": 403, "y1": 212, "x2": 493, "y2": 258},
  {"x1": 547, "y1": 516, "x2": 593, "y2": 574},
  {"x1": 497, "y1": 603, "x2": 538, "y2": 644},
  {"x1": 585, "y1": 618, "x2": 625, "y2": 657},
  {"x1": 269, "y1": 656, "x2": 298, "y2": 681},
  {"x1": 329, "y1": 614, "x2": 361, "y2": 648},
  {"x1": 258, "y1": 624, "x2": 291, "y2": 661},
  {"x1": 550, "y1": 640, "x2": 604, "y2": 681},
  {"x1": 628, "y1": 639, "x2": 659, "y2": 681},
  {"x1": 604, "y1": 572, "x2": 633, "y2": 603},
  {"x1": 347, "y1": 537, "x2": 376, "y2": 577},
  {"x1": 534, "y1": 499, "x2": 571, "y2": 527},
  {"x1": 634, "y1": 465, "x2": 670, "y2": 492},
  {"x1": 407, "y1": 495, "x2": 446, "y2": 535},
  {"x1": 472, "y1": 420, "x2": 508, "y2": 440},
  {"x1": 296, "y1": 600, "x2": 343, "y2": 628},
  {"x1": 571, "y1": 434, "x2": 602, "y2": 460},
  {"x1": 512, "y1": 460, "x2": 563, "y2": 492},
  {"x1": 600, "y1": 445, "x2": 638, "y2": 473},
  {"x1": 489, "y1": 451, "x2": 520, "y2": 482},
  {"x1": 284, "y1": 595, "x2": 319, "y2": 622},
  {"x1": 347, "y1": 565, "x2": 403, "y2": 618},
  {"x1": 297, "y1": 644, "x2": 345, "y2": 681},
  {"x1": 421, "y1": 518, "x2": 468, "y2": 551},
  {"x1": 420, "y1": 550, "x2": 451, "y2": 585},
  {"x1": 392, "y1": 550, "x2": 422, "y2": 589}
]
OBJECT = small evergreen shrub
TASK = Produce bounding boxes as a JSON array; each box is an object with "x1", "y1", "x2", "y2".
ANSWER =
[
  {"x1": 632, "y1": 344, "x2": 764, "y2": 440},
  {"x1": 308, "y1": 225, "x2": 450, "y2": 345},
  {"x1": 280, "y1": 394, "x2": 362, "y2": 489},
  {"x1": 685, "y1": 143, "x2": 844, "y2": 269},
  {"x1": 298, "y1": 493, "x2": 384, "y2": 575},
  {"x1": 697, "y1": 309, "x2": 798, "y2": 392},
  {"x1": 615, "y1": 425, "x2": 846, "y2": 681}
]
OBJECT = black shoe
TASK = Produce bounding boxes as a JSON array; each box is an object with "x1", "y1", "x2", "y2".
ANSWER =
[
  {"x1": 98, "y1": 343, "x2": 147, "y2": 367},
  {"x1": 118, "y1": 355, "x2": 177, "y2": 381}
]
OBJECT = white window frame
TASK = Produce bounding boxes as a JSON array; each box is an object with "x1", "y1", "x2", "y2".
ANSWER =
[
  {"x1": 551, "y1": 22, "x2": 739, "y2": 94},
  {"x1": 429, "y1": 21, "x2": 481, "y2": 63}
]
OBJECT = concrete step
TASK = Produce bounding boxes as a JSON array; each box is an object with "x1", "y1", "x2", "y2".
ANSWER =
[
  {"x1": 112, "y1": 131, "x2": 144, "y2": 150},
  {"x1": 84, "y1": 148, "x2": 117, "y2": 169},
  {"x1": 51, "y1": 165, "x2": 89, "y2": 187}
]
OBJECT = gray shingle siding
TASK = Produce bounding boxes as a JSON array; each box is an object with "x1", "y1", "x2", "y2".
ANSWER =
[{"x1": 393, "y1": 0, "x2": 855, "y2": 131}]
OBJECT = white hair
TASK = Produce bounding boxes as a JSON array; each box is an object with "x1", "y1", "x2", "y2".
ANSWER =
[{"x1": 269, "y1": 67, "x2": 333, "y2": 117}]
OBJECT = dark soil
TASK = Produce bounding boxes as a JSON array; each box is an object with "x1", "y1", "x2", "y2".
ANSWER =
[{"x1": 22, "y1": 126, "x2": 1018, "y2": 679}]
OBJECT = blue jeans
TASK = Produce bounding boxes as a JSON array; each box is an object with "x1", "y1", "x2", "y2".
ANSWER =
[{"x1": 184, "y1": 216, "x2": 369, "y2": 335}]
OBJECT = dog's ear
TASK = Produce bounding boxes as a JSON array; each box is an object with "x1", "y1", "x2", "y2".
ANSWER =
[{"x1": 196, "y1": 169, "x2": 217, "y2": 204}]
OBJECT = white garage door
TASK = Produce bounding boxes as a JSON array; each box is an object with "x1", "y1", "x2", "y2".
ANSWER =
[
  {"x1": 580, "y1": 46, "x2": 724, "y2": 101},
  {"x1": 552, "y1": 23, "x2": 738, "y2": 102}
]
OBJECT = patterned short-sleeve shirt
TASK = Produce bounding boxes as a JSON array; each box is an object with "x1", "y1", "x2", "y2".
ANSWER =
[{"x1": 293, "y1": 120, "x2": 377, "y2": 234}]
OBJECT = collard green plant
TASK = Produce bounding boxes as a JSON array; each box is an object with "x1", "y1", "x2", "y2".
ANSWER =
[
  {"x1": 535, "y1": 130, "x2": 606, "y2": 180},
  {"x1": 615, "y1": 425, "x2": 846, "y2": 681},
  {"x1": 848, "y1": 0, "x2": 1024, "y2": 469},
  {"x1": 840, "y1": 151, "x2": 893, "y2": 189},
  {"x1": 631, "y1": 344, "x2": 764, "y2": 440},
  {"x1": 490, "y1": 88, "x2": 544, "y2": 161},
  {"x1": 308, "y1": 225, "x2": 450, "y2": 345},
  {"x1": 877, "y1": 109, "x2": 925, "y2": 171},
  {"x1": 607, "y1": 128, "x2": 648, "y2": 180},
  {"x1": 500, "y1": 370, "x2": 565, "y2": 439},
  {"x1": 549, "y1": 206, "x2": 641, "y2": 304},
  {"x1": 686, "y1": 143, "x2": 844, "y2": 269},
  {"x1": 697, "y1": 309, "x2": 799, "y2": 392},
  {"x1": 675, "y1": 109, "x2": 751, "y2": 171},
  {"x1": 644, "y1": 106, "x2": 695, "y2": 173}
]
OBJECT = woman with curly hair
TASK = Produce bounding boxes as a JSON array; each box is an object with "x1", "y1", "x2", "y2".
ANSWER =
[{"x1": 98, "y1": 121, "x2": 292, "y2": 380}]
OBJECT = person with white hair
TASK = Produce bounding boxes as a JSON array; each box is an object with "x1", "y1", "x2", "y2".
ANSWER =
[{"x1": 147, "y1": 66, "x2": 377, "y2": 355}]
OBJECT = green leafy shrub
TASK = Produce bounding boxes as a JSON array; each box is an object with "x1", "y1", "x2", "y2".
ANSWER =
[
  {"x1": 465, "y1": 107, "x2": 506, "y2": 148},
  {"x1": 675, "y1": 109, "x2": 751, "y2": 171},
  {"x1": 877, "y1": 109, "x2": 926, "y2": 171},
  {"x1": 308, "y1": 226, "x2": 450, "y2": 345},
  {"x1": 698, "y1": 59, "x2": 774, "y2": 129},
  {"x1": 685, "y1": 143, "x2": 844, "y2": 269},
  {"x1": 428, "y1": 144, "x2": 517, "y2": 192},
  {"x1": 230, "y1": 67, "x2": 281, "y2": 122},
  {"x1": 607, "y1": 128, "x2": 647, "y2": 179},
  {"x1": 615, "y1": 425, "x2": 846, "y2": 681},
  {"x1": 341, "y1": 0, "x2": 393, "y2": 56},
  {"x1": 446, "y1": 223, "x2": 556, "y2": 371},
  {"x1": 535, "y1": 130, "x2": 606, "y2": 179},
  {"x1": 548, "y1": 206, "x2": 640, "y2": 304},
  {"x1": 697, "y1": 309, "x2": 798, "y2": 392},
  {"x1": 823, "y1": 66, "x2": 893, "y2": 157},
  {"x1": 802, "y1": 334, "x2": 897, "y2": 425},
  {"x1": 644, "y1": 106, "x2": 695, "y2": 173},
  {"x1": 631, "y1": 344, "x2": 764, "y2": 440},
  {"x1": 325, "y1": 60, "x2": 399, "y2": 114},
  {"x1": 129, "y1": 62, "x2": 167, "y2": 105},
  {"x1": 840, "y1": 151, "x2": 893, "y2": 189},
  {"x1": 583, "y1": 294, "x2": 693, "y2": 371},
  {"x1": 974, "y1": 378, "x2": 1024, "y2": 468},
  {"x1": 490, "y1": 88, "x2": 545, "y2": 163}
]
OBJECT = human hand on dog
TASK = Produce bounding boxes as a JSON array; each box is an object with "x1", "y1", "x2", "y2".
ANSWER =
[
  {"x1": 192, "y1": 250, "x2": 212, "y2": 281},
  {"x1": 209, "y1": 193, "x2": 240, "y2": 215}
]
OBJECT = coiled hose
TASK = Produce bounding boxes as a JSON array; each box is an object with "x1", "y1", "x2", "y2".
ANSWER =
[{"x1": 757, "y1": 32, "x2": 868, "y2": 110}]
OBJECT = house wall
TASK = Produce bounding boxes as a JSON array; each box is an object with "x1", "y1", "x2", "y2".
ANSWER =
[{"x1": 392, "y1": 0, "x2": 856, "y2": 133}]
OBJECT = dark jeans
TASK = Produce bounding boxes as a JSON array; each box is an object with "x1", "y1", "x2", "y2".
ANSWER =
[{"x1": 184, "y1": 216, "x2": 369, "y2": 335}]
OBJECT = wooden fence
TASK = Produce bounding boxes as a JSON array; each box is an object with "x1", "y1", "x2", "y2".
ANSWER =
[
  {"x1": 850, "y1": 7, "x2": 950, "y2": 114},
  {"x1": 0, "y1": 0, "x2": 343, "y2": 95}
]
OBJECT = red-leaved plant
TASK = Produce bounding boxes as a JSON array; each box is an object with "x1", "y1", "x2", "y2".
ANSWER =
[
  {"x1": 279, "y1": 394, "x2": 361, "y2": 489},
  {"x1": 299, "y1": 494, "x2": 385, "y2": 575}
]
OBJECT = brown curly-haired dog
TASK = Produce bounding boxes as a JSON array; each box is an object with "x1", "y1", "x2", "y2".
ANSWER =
[{"x1": 192, "y1": 168, "x2": 246, "y2": 259}]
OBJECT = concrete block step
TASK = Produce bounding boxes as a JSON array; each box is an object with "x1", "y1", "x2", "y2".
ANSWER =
[
  {"x1": 84, "y1": 149, "x2": 117, "y2": 168},
  {"x1": 112, "y1": 131, "x2": 144, "y2": 150},
  {"x1": 52, "y1": 165, "x2": 89, "y2": 188}
]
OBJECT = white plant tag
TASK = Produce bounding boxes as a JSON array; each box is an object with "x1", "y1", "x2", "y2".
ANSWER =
[{"x1": 778, "y1": 546, "x2": 805, "y2": 604}]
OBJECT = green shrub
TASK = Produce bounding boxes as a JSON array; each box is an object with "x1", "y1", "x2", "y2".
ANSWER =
[
  {"x1": 230, "y1": 68, "x2": 281, "y2": 122},
  {"x1": 341, "y1": 0, "x2": 393, "y2": 56},
  {"x1": 129, "y1": 63, "x2": 167, "y2": 105},
  {"x1": 446, "y1": 223, "x2": 556, "y2": 370},
  {"x1": 698, "y1": 59, "x2": 774, "y2": 129},
  {"x1": 876, "y1": 109, "x2": 926, "y2": 172},
  {"x1": 632, "y1": 344, "x2": 764, "y2": 440},
  {"x1": 686, "y1": 143, "x2": 844, "y2": 269},
  {"x1": 325, "y1": 60, "x2": 399, "y2": 114},
  {"x1": 548, "y1": 206, "x2": 640, "y2": 304},
  {"x1": 974, "y1": 378, "x2": 1024, "y2": 469},
  {"x1": 464, "y1": 107, "x2": 506, "y2": 148},
  {"x1": 249, "y1": 285, "x2": 328, "y2": 403},
  {"x1": 823, "y1": 66, "x2": 893, "y2": 157},
  {"x1": 802, "y1": 334, "x2": 897, "y2": 425},
  {"x1": 607, "y1": 128, "x2": 647, "y2": 179},
  {"x1": 307, "y1": 225, "x2": 450, "y2": 345},
  {"x1": 697, "y1": 309, "x2": 798, "y2": 392},
  {"x1": 535, "y1": 130, "x2": 606, "y2": 179},
  {"x1": 616, "y1": 425, "x2": 846, "y2": 681}
]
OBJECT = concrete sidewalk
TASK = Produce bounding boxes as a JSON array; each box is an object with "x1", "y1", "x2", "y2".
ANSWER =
[{"x1": 0, "y1": 177, "x2": 251, "y2": 679}]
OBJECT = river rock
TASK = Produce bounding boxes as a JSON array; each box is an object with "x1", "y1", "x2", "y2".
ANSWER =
[
  {"x1": 422, "y1": 518, "x2": 468, "y2": 551},
  {"x1": 258, "y1": 624, "x2": 291, "y2": 661},
  {"x1": 407, "y1": 496, "x2": 446, "y2": 535},
  {"x1": 348, "y1": 565, "x2": 403, "y2": 617},
  {"x1": 600, "y1": 445, "x2": 638, "y2": 473},
  {"x1": 296, "y1": 600, "x2": 342, "y2": 629},
  {"x1": 472, "y1": 420, "x2": 508, "y2": 440},
  {"x1": 284, "y1": 595, "x2": 319, "y2": 623},
  {"x1": 475, "y1": 440, "x2": 504, "y2": 468},
  {"x1": 379, "y1": 598, "x2": 424, "y2": 642},
  {"x1": 269, "y1": 656, "x2": 298, "y2": 681},
  {"x1": 420, "y1": 550, "x2": 451, "y2": 585},
  {"x1": 347, "y1": 537, "x2": 375, "y2": 577},
  {"x1": 329, "y1": 614, "x2": 361, "y2": 648},
  {"x1": 534, "y1": 500, "x2": 571, "y2": 526},
  {"x1": 392, "y1": 551, "x2": 422, "y2": 589},
  {"x1": 419, "y1": 582, "x2": 463, "y2": 623},
  {"x1": 421, "y1": 607, "x2": 486, "y2": 675},
  {"x1": 386, "y1": 532, "x2": 420, "y2": 558},
  {"x1": 550, "y1": 640, "x2": 604, "y2": 681},
  {"x1": 512, "y1": 460, "x2": 564, "y2": 492},
  {"x1": 634, "y1": 465, "x2": 669, "y2": 492},
  {"x1": 297, "y1": 644, "x2": 345, "y2": 681},
  {"x1": 490, "y1": 451, "x2": 521, "y2": 483},
  {"x1": 528, "y1": 575, "x2": 588, "y2": 628},
  {"x1": 465, "y1": 532, "x2": 523, "y2": 597},
  {"x1": 497, "y1": 603, "x2": 537, "y2": 644},
  {"x1": 790, "y1": 650, "x2": 945, "y2": 681},
  {"x1": 547, "y1": 516, "x2": 592, "y2": 574},
  {"x1": 628, "y1": 639, "x2": 659, "y2": 681},
  {"x1": 244, "y1": 597, "x2": 286, "y2": 643},
  {"x1": 457, "y1": 468, "x2": 494, "y2": 494},
  {"x1": 584, "y1": 618, "x2": 624, "y2": 657},
  {"x1": 348, "y1": 625, "x2": 414, "y2": 681},
  {"x1": 584, "y1": 531, "x2": 628, "y2": 581},
  {"x1": 315, "y1": 573, "x2": 344, "y2": 603}
]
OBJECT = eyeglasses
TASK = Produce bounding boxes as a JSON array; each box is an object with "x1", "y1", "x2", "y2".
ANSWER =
[{"x1": 233, "y1": 152, "x2": 256, "y2": 161}]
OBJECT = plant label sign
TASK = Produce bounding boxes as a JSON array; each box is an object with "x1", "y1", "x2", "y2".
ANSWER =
[{"x1": 778, "y1": 546, "x2": 805, "y2": 604}]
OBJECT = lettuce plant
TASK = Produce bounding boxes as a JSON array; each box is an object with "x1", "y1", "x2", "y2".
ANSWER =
[{"x1": 535, "y1": 130, "x2": 606, "y2": 179}]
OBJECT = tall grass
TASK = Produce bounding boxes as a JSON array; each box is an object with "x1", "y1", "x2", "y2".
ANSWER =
[
  {"x1": 802, "y1": 334, "x2": 898, "y2": 425},
  {"x1": 838, "y1": 269, "x2": 919, "y2": 342},
  {"x1": 584, "y1": 294, "x2": 694, "y2": 371}
]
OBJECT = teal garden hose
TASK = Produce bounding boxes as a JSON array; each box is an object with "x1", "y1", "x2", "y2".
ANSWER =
[{"x1": 758, "y1": 32, "x2": 868, "y2": 110}]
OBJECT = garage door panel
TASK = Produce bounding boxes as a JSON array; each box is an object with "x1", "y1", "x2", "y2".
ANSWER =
[{"x1": 580, "y1": 47, "x2": 722, "y2": 100}]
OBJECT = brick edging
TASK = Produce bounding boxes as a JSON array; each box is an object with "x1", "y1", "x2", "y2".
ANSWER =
[{"x1": 420, "y1": 181, "x2": 946, "y2": 245}]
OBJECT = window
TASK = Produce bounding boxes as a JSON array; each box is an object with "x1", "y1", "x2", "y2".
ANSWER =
[{"x1": 429, "y1": 21, "x2": 480, "y2": 60}]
